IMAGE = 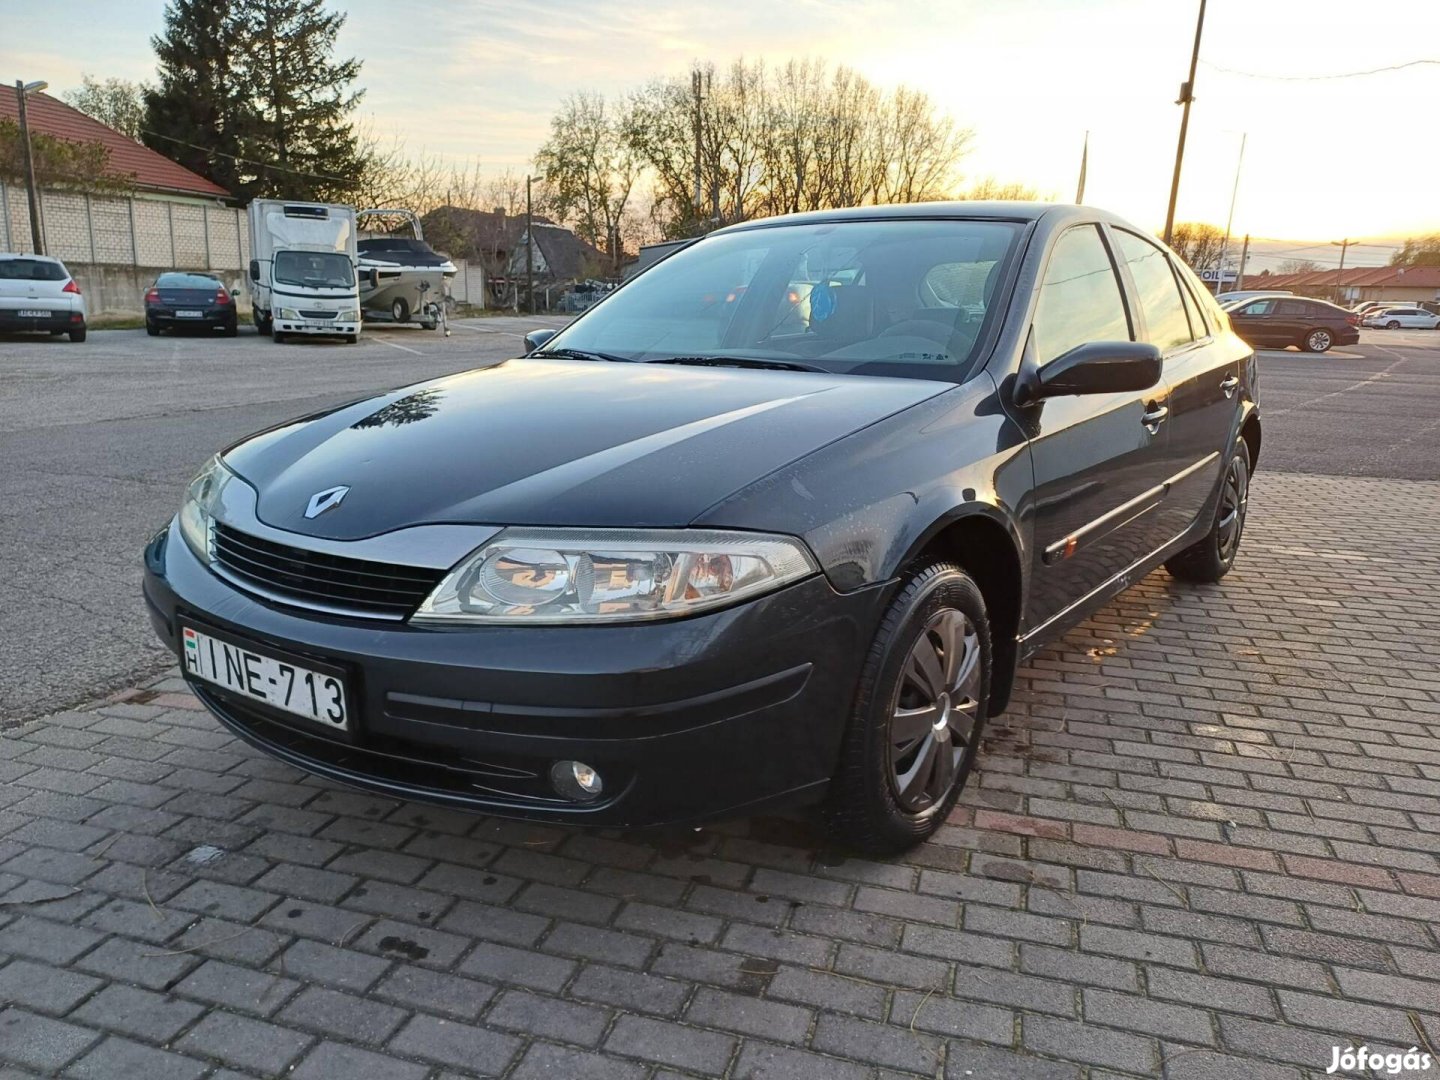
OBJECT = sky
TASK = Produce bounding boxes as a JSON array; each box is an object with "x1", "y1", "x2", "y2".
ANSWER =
[{"x1": 5, "y1": 0, "x2": 1438, "y2": 271}]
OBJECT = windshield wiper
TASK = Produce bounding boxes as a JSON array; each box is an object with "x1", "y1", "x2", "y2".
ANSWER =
[
  {"x1": 648, "y1": 355, "x2": 830, "y2": 373},
  {"x1": 530, "y1": 347, "x2": 637, "y2": 363}
]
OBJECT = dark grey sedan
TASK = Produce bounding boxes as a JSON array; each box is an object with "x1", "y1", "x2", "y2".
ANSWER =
[{"x1": 143, "y1": 202, "x2": 1258, "y2": 852}]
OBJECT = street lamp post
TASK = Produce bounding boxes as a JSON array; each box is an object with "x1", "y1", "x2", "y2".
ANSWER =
[
  {"x1": 1162, "y1": 1, "x2": 1206, "y2": 247},
  {"x1": 15, "y1": 79, "x2": 49, "y2": 255},
  {"x1": 524, "y1": 174, "x2": 543, "y2": 315}
]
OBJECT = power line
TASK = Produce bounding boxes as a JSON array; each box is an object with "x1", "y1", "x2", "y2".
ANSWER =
[
  {"x1": 1200, "y1": 57, "x2": 1439, "y2": 81},
  {"x1": 138, "y1": 127, "x2": 358, "y2": 185}
]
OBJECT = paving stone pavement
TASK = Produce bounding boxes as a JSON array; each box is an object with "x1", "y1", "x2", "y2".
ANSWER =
[{"x1": 1, "y1": 470, "x2": 1438, "y2": 1079}]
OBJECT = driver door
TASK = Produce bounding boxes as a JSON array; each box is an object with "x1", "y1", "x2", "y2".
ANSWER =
[{"x1": 1019, "y1": 224, "x2": 1173, "y2": 635}]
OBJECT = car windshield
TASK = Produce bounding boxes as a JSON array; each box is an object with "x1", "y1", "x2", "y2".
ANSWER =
[
  {"x1": 273, "y1": 250, "x2": 354, "y2": 289},
  {"x1": 157, "y1": 273, "x2": 221, "y2": 289},
  {"x1": 541, "y1": 218, "x2": 1023, "y2": 380},
  {"x1": 0, "y1": 258, "x2": 66, "y2": 281}
]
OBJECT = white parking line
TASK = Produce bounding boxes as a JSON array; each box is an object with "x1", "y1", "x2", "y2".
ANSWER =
[
  {"x1": 374, "y1": 336, "x2": 424, "y2": 356},
  {"x1": 449, "y1": 323, "x2": 526, "y2": 338}
]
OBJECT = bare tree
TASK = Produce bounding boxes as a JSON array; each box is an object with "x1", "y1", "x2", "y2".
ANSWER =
[
  {"x1": 959, "y1": 177, "x2": 1046, "y2": 201},
  {"x1": 1276, "y1": 258, "x2": 1322, "y2": 274},
  {"x1": 64, "y1": 76, "x2": 149, "y2": 140},
  {"x1": 1168, "y1": 222, "x2": 1226, "y2": 269},
  {"x1": 534, "y1": 92, "x2": 640, "y2": 266}
]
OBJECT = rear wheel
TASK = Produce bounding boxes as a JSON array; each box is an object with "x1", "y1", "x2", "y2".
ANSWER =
[
  {"x1": 1303, "y1": 328, "x2": 1332, "y2": 353},
  {"x1": 146, "y1": 321, "x2": 159, "y2": 337},
  {"x1": 224, "y1": 320, "x2": 238, "y2": 338},
  {"x1": 1165, "y1": 438, "x2": 1250, "y2": 583},
  {"x1": 825, "y1": 562, "x2": 990, "y2": 853},
  {"x1": 69, "y1": 327, "x2": 87, "y2": 343}
]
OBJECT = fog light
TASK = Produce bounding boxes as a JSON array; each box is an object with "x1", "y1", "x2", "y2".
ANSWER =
[{"x1": 550, "y1": 760, "x2": 604, "y2": 802}]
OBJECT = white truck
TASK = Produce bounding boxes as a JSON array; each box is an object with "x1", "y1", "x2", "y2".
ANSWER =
[{"x1": 246, "y1": 200, "x2": 362, "y2": 343}]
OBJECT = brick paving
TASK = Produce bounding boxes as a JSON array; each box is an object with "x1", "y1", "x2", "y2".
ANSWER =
[{"x1": 1, "y1": 470, "x2": 1438, "y2": 1079}]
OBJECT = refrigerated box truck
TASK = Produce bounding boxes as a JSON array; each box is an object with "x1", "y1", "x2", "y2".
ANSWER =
[{"x1": 247, "y1": 201, "x2": 361, "y2": 343}]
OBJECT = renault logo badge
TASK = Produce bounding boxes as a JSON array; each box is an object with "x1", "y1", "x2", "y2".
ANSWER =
[{"x1": 304, "y1": 485, "x2": 349, "y2": 519}]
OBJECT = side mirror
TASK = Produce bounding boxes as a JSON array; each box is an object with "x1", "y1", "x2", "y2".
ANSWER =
[
  {"x1": 248, "y1": 259, "x2": 260, "y2": 283},
  {"x1": 1016, "y1": 341, "x2": 1161, "y2": 404},
  {"x1": 524, "y1": 328, "x2": 558, "y2": 354}
]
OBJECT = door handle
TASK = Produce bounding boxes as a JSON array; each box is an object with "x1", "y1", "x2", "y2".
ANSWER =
[
  {"x1": 1220, "y1": 375, "x2": 1239, "y2": 398},
  {"x1": 1142, "y1": 404, "x2": 1169, "y2": 433}
]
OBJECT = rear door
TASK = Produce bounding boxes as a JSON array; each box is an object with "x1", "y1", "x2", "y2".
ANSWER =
[
  {"x1": 1272, "y1": 299, "x2": 1314, "y2": 346},
  {"x1": 1111, "y1": 227, "x2": 1239, "y2": 538},
  {"x1": 1022, "y1": 223, "x2": 1174, "y2": 633}
]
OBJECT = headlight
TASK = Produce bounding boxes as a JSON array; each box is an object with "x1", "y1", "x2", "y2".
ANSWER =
[
  {"x1": 412, "y1": 528, "x2": 818, "y2": 624},
  {"x1": 337, "y1": 309, "x2": 360, "y2": 322},
  {"x1": 177, "y1": 456, "x2": 235, "y2": 562},
  {"x1": 279, "y1": 308, "x2": 301, "y2": 320}
]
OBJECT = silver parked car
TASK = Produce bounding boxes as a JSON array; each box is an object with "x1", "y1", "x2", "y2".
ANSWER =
[
  {"x1": 0, "y1": 253, "x2": 88, "y2": 341},
  {"x1": 1362, "y1": 306, "x2": 1440, "y2": 330}
]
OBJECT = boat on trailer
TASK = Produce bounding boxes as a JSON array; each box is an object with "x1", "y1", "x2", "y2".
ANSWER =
[{"x1": 357, "y1": 209, "x2": 457, "y2": 329}]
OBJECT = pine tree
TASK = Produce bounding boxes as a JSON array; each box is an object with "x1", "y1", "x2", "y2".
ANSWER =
[
  {"x1": 143, "y1": 0, "x2": 366, "y2": 202},
  {"x1": 231, "y1": 0, "x2": 365, "y2": 201},
  {"x1": 142, "y1": 0, "x2": 246, "y2": 193}
]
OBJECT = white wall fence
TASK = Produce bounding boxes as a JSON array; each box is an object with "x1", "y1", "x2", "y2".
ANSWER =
[{"x1": 0, "y1": 181, "x2": 484, "y2": 316}]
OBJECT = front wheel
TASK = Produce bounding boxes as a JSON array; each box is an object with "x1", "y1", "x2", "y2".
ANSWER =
[
  {"x1": 825, "y1": 562, "x2": 990, "y2": 853},
  {"x1": 272, "y1": 329, "x2": 286, "y2": 344},
  {"x1": 344, "y1": 334, "x2": 358, "y2": 344},
  {"x1": 1165, "y1": 439, "x2": 1251, "y2": 583},
  {"x1": 1303, "y1": 328, "x2": 1332, "y2": 352}
]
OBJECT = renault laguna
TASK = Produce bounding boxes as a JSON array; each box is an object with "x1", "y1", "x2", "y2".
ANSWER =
[{"x1": 143, "y1": 202, "x2": 1259, "y2": 852}]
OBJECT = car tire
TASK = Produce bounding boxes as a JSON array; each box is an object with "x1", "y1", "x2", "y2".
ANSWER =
[
  {"x1": 146, "y1": 321, "x2": 159, "y2": 336},
  {"x1": 391, "y1": 297, "x2": 410, "y2": 322},
  {"x1": 1386, "y1": 320, "x2": 1401, "y2": 330},
  {"x1": 1165, "y1": 438, "x2": 1251, "y2": 584},
  {"x1": 69, "y1": 328, "x2": 87, "y2": 343},
  {"x1": 255, "y1": 313, "x2": 272, "y2": 335},
  {"x1": 272, "y1": 329, "x2": 286, "y2": 344},
  {"x1": 1302, "y1": 328, "x2": 1332, "y2": 352},
  {"x1": 344, "y1": 334, "x2": 358, "y2": 344},
  {"x1": 824, "y1": 561, "x2": 990, "y2": 854},
  {"x1": 224, "y1": 321, "x2": 238, "y2": 338}
]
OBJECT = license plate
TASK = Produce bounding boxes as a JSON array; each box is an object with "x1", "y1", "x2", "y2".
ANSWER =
[
  {"x1": 176, "y1": 310, "x2": 204, "y2": 318},
  {"x1": 181, "y1": 623, "x2": 349, "y2": 730},
  {"x1": 16, "y1": 309, "x2": 47, "y2": 318}
]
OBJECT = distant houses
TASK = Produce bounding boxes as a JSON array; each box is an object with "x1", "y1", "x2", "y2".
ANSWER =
[{"x1": 1253, "y1": 266, "x2": 1440, "y2": 307}]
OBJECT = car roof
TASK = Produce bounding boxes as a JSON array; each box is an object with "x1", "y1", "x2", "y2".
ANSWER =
[
  {"x1": 713, "y1": 200, "x2": 1129, "y2": 235},
  {"x1": 0, "y1": 252, "x2": 63, "y2": 262}
]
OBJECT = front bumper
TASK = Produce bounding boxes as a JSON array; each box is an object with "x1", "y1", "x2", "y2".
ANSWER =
[
  {"x1": 275, "y1": 319, "x2": 360, "y2": 336},
  {"x1": 143, "y1": 520, "x2": 884, "y2": 827}
]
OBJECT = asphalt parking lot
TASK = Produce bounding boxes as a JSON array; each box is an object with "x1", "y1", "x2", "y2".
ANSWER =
[{"x1": 0, "y1": 323, "x2": 1438, "y2": 1079}]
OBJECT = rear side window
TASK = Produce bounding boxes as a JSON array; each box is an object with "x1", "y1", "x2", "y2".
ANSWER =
[
  {"x1": 1113, "y1": 230, "x2": 1194, "y2": 351},
  {"x1": 1276, "y1": 300, "x2": 1310, "y2": 316},
  {"x1": 156, "y1": 273, "x2": 222, "y2": 289},
  {"x1": 1033, "y1": 225, "x2": 1131, "y2": 366},
  {"x1": 0, "y1": 258, "x2": 67, "y2": 281}
]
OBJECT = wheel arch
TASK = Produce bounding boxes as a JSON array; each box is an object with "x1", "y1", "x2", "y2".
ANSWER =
[
  {"x1": 903, "y1": 510, "x2": 1024, "y2": 716},
  {"x1": 1240, "y1": 409, "x2": 1262, "y2": 472}
]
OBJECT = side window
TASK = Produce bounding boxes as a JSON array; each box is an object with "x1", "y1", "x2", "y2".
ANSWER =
[
  {"x1": 1276, "y1": 300, "x2": 1310, "y2": 316},
  {"x1": 1032, "y1": 225, "x2": 1131, "y2": 366},
  {"x1": 1175, "y1": 268, "x2": 1210, "y2": 338},
  {"x1": 1239, "y1": 299, "x2": 1276, "y2": 316},
  {"x1": 1113, "y1": 229, "x2": 1195, "y2": 351}
]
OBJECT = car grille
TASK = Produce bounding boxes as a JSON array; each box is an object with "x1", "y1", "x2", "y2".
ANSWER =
[
  {"x1": 298, "y1": 309, "x2": 336, "y2": 319},
  {"x1": 211, "y1": 522, "x2": 444, "y2": 619}
]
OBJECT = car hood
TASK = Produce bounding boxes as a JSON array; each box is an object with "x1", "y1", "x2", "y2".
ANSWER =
[{"x1": 223, "y1": 358, "x2": 951, "y2": 540}]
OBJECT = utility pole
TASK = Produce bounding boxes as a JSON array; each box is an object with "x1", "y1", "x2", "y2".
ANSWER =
[
  {"x1": 1331, "y1": 239, "x2": 1351, "y2": 305},
  {"x1": 1235, "y1": 233, "x2": 1250, "y2": 292},
  {"x1": 15, "y1": 80, "x2": 47, "y2": 255},
  {"x1": 525, "y1": 174, "x2": 535, "y2": 315},
  {"x1": 691, "y1": 69, "x2": 704, "y2": 222},
  {"x1": 1215, "y1": 132, "x2": 1246, "y2": 292},
  {"x1": 1163, "y1": 0, "x2": 1206, "y2": 246}
]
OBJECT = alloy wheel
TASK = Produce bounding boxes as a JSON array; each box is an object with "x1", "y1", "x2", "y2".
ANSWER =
[
  {"x1": 888, "y1": 609, "x2": 981, "y2": 811},
  {"x1": 1307, "y1": 329, "x2": 1331, "y2": 351},
  {"x1": 1217, "y1": 455, "x2": 1249, "y2": 564}
]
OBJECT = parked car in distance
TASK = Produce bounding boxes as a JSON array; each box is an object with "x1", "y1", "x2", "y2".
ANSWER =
[
  {"x1": 1225, "y1": 295, "x2": 1358, "y2": 352},
  {"x1": 1362, "y1": 306, "x2": 1440, "y2": 330},
  {"x1": 144, "y1": 202, "x2": 1259, "y2": 852},
  {"x1": 1352, "y1": 300, "x2": 1409, "y2": 318},
  {"x1": 0, "y1": 253, "x2": 87, "y2": 341},
  {"x1": 145, "y1": 272, "x2": 238, "y2": 336},
  {"x1": 1216, "y1": 289, "x2": 1292, "y2": 306}
]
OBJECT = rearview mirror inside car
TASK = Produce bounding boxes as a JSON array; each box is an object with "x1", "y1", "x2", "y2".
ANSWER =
[{"x1": 1017, "y1": 341, "x2": 1162, "y2": 404}]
